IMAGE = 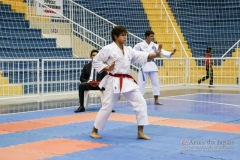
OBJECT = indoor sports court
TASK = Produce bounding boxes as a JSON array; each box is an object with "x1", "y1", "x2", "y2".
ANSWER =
[
  {"x1": 1, "y1": 0, "x2": 240, "y2": 159},
  {"x1": 0, "y1": 88, "x2": 239, "y2": 160}
]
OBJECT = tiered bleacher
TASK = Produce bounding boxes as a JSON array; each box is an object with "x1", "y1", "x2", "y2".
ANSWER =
[
  {"x1": 0, "y1": 3, "x2": 79, "y2": 95},
  {"x1": 167, "y1": 0, "x2": 240, "y2": 59},
  {"x1": 75, "y1": 0, "x2": 151, "y2": 40},
  {"x1": 0, "y1": 3, "x2": 73, "y2": 59}
]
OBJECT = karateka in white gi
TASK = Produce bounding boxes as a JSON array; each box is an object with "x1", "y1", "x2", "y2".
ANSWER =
[
  {"x1": 90, "y1": 26, "x2": 163, "y2": 140},
  {"x1": 134, "y1": 30, "x2": 176, "y2": 105}
]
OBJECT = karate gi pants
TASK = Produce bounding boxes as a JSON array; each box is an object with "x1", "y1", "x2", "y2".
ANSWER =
[
  {"x1": 94, "y1": 87, "x2": 148, "y2": 130},
  {"x1": 138, "y1": 71, "x2": 160, "y2": 96}
]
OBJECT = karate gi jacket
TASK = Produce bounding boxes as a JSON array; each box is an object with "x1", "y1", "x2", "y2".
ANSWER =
[{"x1": 93, "y1": 42, "x2": 150, "y2": 94}]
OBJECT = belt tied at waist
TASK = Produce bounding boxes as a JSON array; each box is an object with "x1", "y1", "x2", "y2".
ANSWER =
[{"x1": 109, "y1": 73, "x2": 137, "y2": 92}]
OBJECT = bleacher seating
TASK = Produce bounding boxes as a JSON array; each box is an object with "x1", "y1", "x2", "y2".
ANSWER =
[
  {"x1": 0, "y1": 20, "x2": 30, "y2": 28},
  {"x1": 75, "y1": 0, "x2": 151, "y2": 40},
  {"x1": 167, "y1": 0, "x2": 240, "y2": 59},
  {"x1": 0, "y1": 3, "x2": 11, "y2": 10},
  {"x1": 0, "y1": 37, "x2": 57, "y2": 48},
  {"x1": 0, "y1": 27, "x2": 42, "y2": 38},
  {"x1": 0, "y1": 48, "x2": 73, "y2": 58},
  {"x1": 0, "y1": 3, "x2": 72, "y2": 59},
  {"x1": 0, "y1": 3, "x2": 75, "y2": 94},
  {"x1": 0, "y1": 11, "x2": 25, "y2": 20}
]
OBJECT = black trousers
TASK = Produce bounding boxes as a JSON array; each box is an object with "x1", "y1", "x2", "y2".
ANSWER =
[
  {"x1": 198, "y1": 67, "x2": 213, "y2": 85},
  {"x1": 78, "y1": 83, "x2": 102, "y2": 106}
]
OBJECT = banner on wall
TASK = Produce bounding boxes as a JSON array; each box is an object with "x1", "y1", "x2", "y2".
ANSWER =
[{"x1": 36, "y1": 0, "x2": 63, "y2": 17}]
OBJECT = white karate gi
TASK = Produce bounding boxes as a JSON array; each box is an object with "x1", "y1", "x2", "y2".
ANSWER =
[
  {"x1": 133, "y1": 41, "x2": 172, "y2": 96},
  {"x1": 92, "y1": 42, "x2": 150, "y2": 130}
]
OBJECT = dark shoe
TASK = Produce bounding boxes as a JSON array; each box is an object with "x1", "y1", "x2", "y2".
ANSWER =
[
  {"x1": 198, "y1": 80, "x2": 201, "y2": 84},
  {"x1": 111, "y1": 110, "x2": 115, "y2": 112},
  {"x1": 74, "y1": 106, "x2": 85, "y2": 113},
  {"x1": 154, "y1": 102, "x2": 163, "y2": 105}
]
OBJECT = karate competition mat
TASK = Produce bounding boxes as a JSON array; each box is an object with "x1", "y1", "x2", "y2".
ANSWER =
[{"x1": 0, "y1": 92, "x2": 239, "y2": 160}]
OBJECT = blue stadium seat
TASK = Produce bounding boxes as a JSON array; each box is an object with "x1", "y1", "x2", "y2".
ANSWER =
[
  {"x1": 168, "y1": 0, "x2": 240, "y2": 60},
  {"x1": 0, "y1": 4, "x2": 11, "y2": 11},
  {"x1": 0, "y1": 11, "x2": 25, "y2": 20},
  {"x1": 0, "y1": 48, "x2": 72, "y2": 58},
  {"x1": 0, "y1": 27, "x2": 42, "y2": 38},
  {"x1": 0, "y1": 20, "x2": 30, "y2": 28},
  {"x1": 0, "y1": 3, "x2": 73, "y2": 59},
  {"x1": 0, "y1": 37, "x2": 57, "y2": 48},
  {"x1": 74, "y1": 0, "x2": 151, "y2": 40}
]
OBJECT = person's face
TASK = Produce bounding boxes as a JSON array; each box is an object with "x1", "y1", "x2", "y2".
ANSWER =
[
  {"x1": 208, "y1": 49, "x2": 212, "y2": 54},
  {"x1": 114, "y1": 32, "x2": 127, "y2": 45},
  {"x1": 91, "y1": 52, "x2": 98, "y2": 59},
  {"x1": 146, "y1": 34, "x2": 154, "y2": 43}
]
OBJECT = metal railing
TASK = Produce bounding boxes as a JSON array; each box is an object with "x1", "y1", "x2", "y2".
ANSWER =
[
  {"x1": 152, "y1": 0, "x2": 189, "y2": 58},
  {"x1": 1, "y1": 57, "x2": 239, "y2": 101},
  {"x1": 26, "y1": 0, "x2": 144, "y2": 58},
  {"x1": 222, "y1": 40, "x2": 240, "y2": 58},
  {"x1": 26, "y1": 0, "x2": 107, "y2": 58},
  {"x1": 66, "y1": 0, "x2": 143, "y2": 46}
]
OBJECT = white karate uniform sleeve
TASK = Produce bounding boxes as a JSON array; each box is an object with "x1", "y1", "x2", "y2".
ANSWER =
[
  {"x1": 127, "y1": 46, "x2": 150, "y2": 65},
  {"x1": 92, "y1": 47, "x2": 112, "y2": 73}
]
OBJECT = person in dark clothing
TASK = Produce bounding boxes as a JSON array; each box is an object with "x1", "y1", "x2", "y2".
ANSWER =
[
  {"x1": 198, "y1": 47, "x2": 214, "y2": 88},
  {"x1": 75, "y1": 49, "x2": 115, "y2": 113}
]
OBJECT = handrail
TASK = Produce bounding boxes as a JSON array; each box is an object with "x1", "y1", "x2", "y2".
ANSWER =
[
  {"x1": 70, "y1": 0, "x2": 115, "y2": 27},
  {"x1": 27, "y1": 0, "x2": 106, "y2": 48},
  {"x1": 159, "y1": 0, "x2": 189, "y2": 58},
  {"x1": 221, "y1": 39, "x2": 240, "y2": 58},
  {"x1": 69, "y1": 0, "x2": 143, "y2": 43}
]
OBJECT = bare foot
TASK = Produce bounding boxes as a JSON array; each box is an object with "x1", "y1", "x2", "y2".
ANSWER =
[
  {"x1": 137, "y1": 133, "x2": 151, "y2": 140},
  {"x1": 90, "y1": 131, "x2": 102, "y2": 139},
  {"x1": 154, "y1": 101, "x2": 163, "y2": 105}
]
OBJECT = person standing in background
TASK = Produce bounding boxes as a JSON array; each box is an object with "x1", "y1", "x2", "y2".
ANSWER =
[
  {"x1": 198, "y1": 47, "x2": 214, "y2": 88},
  {"x1": 134, "y1": 30, "x2": 176, "y2": 105}
]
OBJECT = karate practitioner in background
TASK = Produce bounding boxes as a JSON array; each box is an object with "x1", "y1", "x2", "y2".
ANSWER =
[
  {"x1": 134, "y1": 30, "x2": 176, "y2": 105},
  {"x1": 90, "y1": 26, "x2": 164, "y2": 140}
]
